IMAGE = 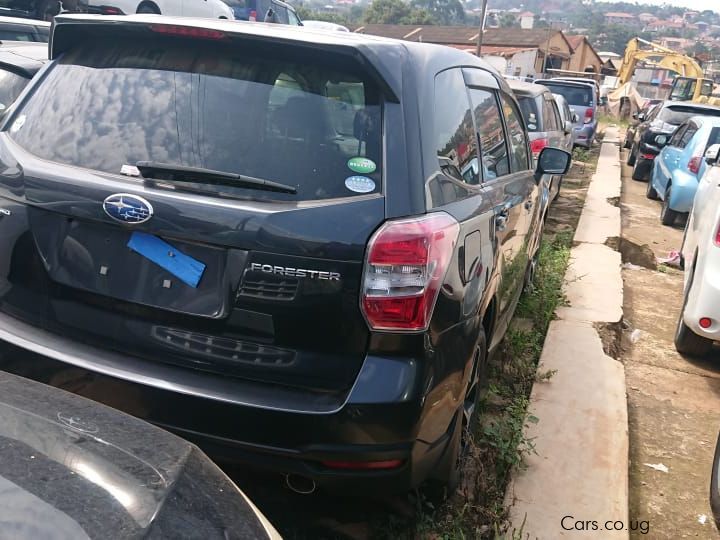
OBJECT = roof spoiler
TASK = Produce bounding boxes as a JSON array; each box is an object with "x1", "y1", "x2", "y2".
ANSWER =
[{"x1": 50, "y1": 15, "x2": 400, "y2": 103}]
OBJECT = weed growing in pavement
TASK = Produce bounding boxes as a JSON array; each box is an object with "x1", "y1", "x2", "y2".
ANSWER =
[
  {"x1": 397, "y1": 231, "x2": 574, "y2": 539},
  {"x1": 572, "y1": 147, "x2": 591, "y2": 163}
]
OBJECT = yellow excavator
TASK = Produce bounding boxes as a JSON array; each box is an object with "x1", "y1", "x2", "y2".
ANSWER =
[{"x1": 617, "y1": 38, "x2": 719, "y2": 106}]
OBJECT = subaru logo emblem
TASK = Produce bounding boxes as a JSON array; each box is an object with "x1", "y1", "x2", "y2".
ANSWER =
[{"x1": 103, "y1": 193, "x2": 153, "y2": 224}]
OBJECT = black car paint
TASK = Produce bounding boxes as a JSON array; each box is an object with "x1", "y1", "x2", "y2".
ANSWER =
[
  {"x1": 0, "y1": 15, "x2": 544, "y2": 491},
  {"x1": 0, "y1": 368, "x2": 275, "y2": 538}
]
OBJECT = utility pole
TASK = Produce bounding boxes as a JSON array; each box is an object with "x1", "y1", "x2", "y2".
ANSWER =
[{"x1": 475, "y1": 0, "x2": 489, "y2": 57}]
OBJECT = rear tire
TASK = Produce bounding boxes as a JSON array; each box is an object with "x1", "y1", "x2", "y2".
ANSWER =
[
  {"x1": 646, "y1": 178, "x2": 659, "y2": 200},
  {"x1": 675, "y1": 263, "x2": 713, "y2": 357},
  {"x1": 632, "y1": 158, "x2": 649, "y2": 181},
  {"x1": 627, "y1": 144, "x2": 637, "y2": 166},
  {"x1": 660, "y1": 186, "x2": 679, "y2": 225},
  {"x1": 426, "y1": 330, "x2": 488, "y2": 499}
]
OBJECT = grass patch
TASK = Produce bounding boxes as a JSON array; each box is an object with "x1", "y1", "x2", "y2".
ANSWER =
[
  {"x1": 407, "y1": 231, "x2": 574, "y2": 539},
  {"x1": 572, "y1": 147, "x2": 590, "y2": 163}
]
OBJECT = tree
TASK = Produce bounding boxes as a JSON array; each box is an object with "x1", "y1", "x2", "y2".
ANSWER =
[
  {"x1": 499, "y1": 12, "x2": 518, "y2": 28},
  {"x1": 363, "y1": 0, "x2": 434, "y2": 25},
  {"x1": 411, "y1": 0, "x2": 465, "y2": 24}
]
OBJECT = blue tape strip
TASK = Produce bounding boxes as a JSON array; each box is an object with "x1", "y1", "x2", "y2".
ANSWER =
[{"x1": 127, "y1": 232, "x2": 206, "y2": 288}]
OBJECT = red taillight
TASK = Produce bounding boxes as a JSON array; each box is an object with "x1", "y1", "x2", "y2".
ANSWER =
[
  {"x1": 715, "y1": 221, "x2": 720, "y2": 246},
  {"x1": 361, "y1": 213, "x2": 459, "y2": 332},
  {"x1": 641, "y1": 153, "x2": 656, "y2": 160},
  {"x1": 584, "y1": 108, "x2": 594, "y2": 124},
  {"x1": 688, "y1": 156, "x2": 702, "y2": 174},
  {"x1": 150, "y1": 25, "x2": 226, "y2": 40},
  {"x1": 101, "y1": 6, "x2": 123, "y2": 14},
  {"x1": 700, "y1": 317, "x2": 713, "y2": 329},
  {"x1": 530, "y1": 138, "x2": 548, "y2": 158},
  {"x1": 249, "y1": 9, "x2": 257, "y2": 21},
  {"x1": 321, "y1": 460, "x2": 404, "y2": 470}
]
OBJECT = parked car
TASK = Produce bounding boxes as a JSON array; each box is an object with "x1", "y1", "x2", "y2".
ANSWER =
[
  {"x1": 0, "y1": 14, "x2": 50, "y2": 40},
  {"x1": 509, "y1": 79, "x2": 570, "y2": 204},
  {"x1": 648, "y1": 116, "x2": 720, "y2": 226},
  {"x1": 221, "y1": 0, "x2": 299, "y2": 23},
  {"x1": 535, "y1": 78, "x2": 598, "y2": 148},
  {"x1": 676, "y1": 143, "x2": 720, "y2": 356},
  {"x1": 553, "y1": 93, "x2": 577, "y2": 149},
  {"x1": 0, "y1": 14, "x2": 570, "y2": 494},
  {"x1": 712, "y1": 430, "x2": 720, "y2": 528},
  {"x1": 0, "y1": 366, "x2": 280, "y2": 538},
  {"x1": 0, "y1": 42, "x2": 47, "y2": 111},
  {"x1": 622, "y1": 102, "x2": 659, "y2": 149},
  {"x1": 86, "y1": 0, "x2": 235, "y2": 18},
  {"x1": 626, "y1": 101, "x2": 720, "y2": 181}
]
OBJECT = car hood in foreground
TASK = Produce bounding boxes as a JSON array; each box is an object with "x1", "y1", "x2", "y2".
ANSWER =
[{"x1": 0, "y1": 370, "x2": 277, "y2": 539}]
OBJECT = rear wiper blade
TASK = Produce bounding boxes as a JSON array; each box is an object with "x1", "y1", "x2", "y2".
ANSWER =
[{"x1": 135, "y1": 162, "x2": 297, "y2": 194}]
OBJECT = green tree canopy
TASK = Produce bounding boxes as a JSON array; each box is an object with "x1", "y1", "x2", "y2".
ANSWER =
[{"x1": 363, "y1": 0, "x2": 434, "y2": 24}]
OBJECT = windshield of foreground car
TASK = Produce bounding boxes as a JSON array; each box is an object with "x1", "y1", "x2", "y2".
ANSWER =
[{"x1": 8, "y1": 39, "x2": 383, "y2": 201}]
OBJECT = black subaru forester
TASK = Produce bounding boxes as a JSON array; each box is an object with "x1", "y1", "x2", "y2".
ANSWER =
[{"x1": 0, "y1": 15, "x2": 569, "y2": 493}]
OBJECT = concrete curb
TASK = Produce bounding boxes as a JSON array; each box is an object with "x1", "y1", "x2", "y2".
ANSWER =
[{"x1": 505, "y1": 128, "x2": 629, "y2": 539}]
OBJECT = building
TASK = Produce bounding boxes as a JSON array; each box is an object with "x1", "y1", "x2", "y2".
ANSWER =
[
  {"x1": 604, "y1": 12, "x2": 636, "y2": 27},
  {"x1": 519, "y1": 11, "x2": 534, "y2": 30},
  {"x1": 351, "y1": 25, "x2": 574, "y2": 79},
  {"x1": 638, "y1": 13, "x2": 657, "y2": 24},
  {"x1": 566, "y1": 35, "x2": 603, "y2": 75}
]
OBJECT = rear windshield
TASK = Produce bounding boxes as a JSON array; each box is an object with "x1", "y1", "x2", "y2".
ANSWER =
[
  {"x1": 707, "y1": 128, "x2": 720, "y2": 150},
  {"x1": 539, "y1": 82, "x2": 593, "y2": 107},
  {"x1": 517, "y1": 96, "x2": 541, "y2": 132},
  {"x1": 9, "y1": 40, "x2": 383, "y2": 201},
  {"x1": 659, "y1": 106, "x2": 720, "y2": 126}
]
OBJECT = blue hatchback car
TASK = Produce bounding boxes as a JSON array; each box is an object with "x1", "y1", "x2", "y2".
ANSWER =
[{"x1": 648, "y1": 115, "x2": 720, "y2": 225}]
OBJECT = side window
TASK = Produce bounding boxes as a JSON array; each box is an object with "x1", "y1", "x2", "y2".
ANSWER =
[
  {"x1": 434, "y1": 69, "x2": 479, "y2": 185},
  {"x1": 542, "y1": 98, "x2": 558, "y2": 131},
  {"x1": 271, "y1": 3, "x2": 289, "y2": 23},
  {"x1": 668, "y1": 125, "x2": 687, "y2": 147},
  {"x1": 678, "y1": 124, "x2": 698, "y2": 148},
  {"x1": 468, "y1": 88, "x2": 510, "y2": 180},
  {"x1": 551, "y1": 101, "x2": 563, "y2": 129},
  {"x1": 501, "y1": 94, "x2": 530, "y2": 172}
]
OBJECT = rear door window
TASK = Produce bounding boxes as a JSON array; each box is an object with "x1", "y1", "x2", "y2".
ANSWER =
[
  {"x1": 542, "y1": 97, "x2": 559, "y2": 131},
  {"x1": 0, "y1": 68, "x2": 29, "y2": 111},
  {"x1": 517, "y1": 96, "x2": 540, "y2": 132},
  {"x1": 434, "y1": 69, "x2": 478, "y2": 185},
  {"x1": 678, "y1": 124, "x2": 698, "y2": 148},
  {"x1": 467, "y1": 88, "x2": 510, "y2": 180},
  {"x1": 8, "y1": 40, "x2": 383, "y2": 201},
  {"x1": 501, "y1": 95, "x2": 530, "y2": 172}
]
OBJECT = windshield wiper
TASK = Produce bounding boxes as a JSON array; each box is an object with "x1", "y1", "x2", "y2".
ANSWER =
[{"x1": 135, "y1": 162, "x2": 297, "y2": 195}]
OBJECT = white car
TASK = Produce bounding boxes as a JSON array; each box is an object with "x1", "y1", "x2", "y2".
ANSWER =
[
  {"x1": 87, "y1": 0, "x2": 235, "y2": 18},
  {"x1": 677, "y1": 142, "x2": 720, "y2": 356}
]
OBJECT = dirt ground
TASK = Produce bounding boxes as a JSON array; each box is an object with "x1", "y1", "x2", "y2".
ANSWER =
[{"x1": 620, "y1": 151, "x2": 720, "y2": 539}]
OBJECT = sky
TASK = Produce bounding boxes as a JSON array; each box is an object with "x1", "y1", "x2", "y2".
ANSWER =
[{"x1": 597, "y1": 0, "x2": 718, "y2": 14}]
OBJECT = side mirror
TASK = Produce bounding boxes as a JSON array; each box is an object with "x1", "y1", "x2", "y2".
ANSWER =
[
  {"x1": 632, "y1": 112, "x2": 638, "y2": 120},
  {"x1": 564, "y1": 120, "x2": 573, "y2": 134},
  {"x1": 638, "y1": 112, "x2": 646, "y2": 121},
  {"x1": 534, "y1": 147, "x2": 571, "y2": 183},
  {"x1": 705, "y1": 143, "x2": 720, "y2": 166}
]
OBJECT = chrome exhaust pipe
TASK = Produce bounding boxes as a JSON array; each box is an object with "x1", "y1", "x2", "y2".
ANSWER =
[{"x1": 285, "y1": 474, "x2": 317, "y2": 495}]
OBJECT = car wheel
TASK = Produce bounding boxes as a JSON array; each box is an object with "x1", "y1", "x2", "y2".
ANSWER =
[
  {"x1": 675, "y1": 262, "x2": 713, "y2": 357},
  {"x1": 623, "y1": 132, "x2": 632, "y2": 149},
  {"x1": 660, "y1": 186, "x2": 679, "y2": 225},
  {"x1": 137, "y1": 3, "x2": 159, "y2": 13},
  {"x1": 426, "y1": 330, "x2": 488, "y2": 498},
  {"x1": 646, "y1": 178, "x2": 659, "y2": 200},
  {"x1": 631, "y1": 158, "x2": 649, "y2": 181},
  {"x1": 627, "y1": 144, "x2": 637, "y2": 166}
]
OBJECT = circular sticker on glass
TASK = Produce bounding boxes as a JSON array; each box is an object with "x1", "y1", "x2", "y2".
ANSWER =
[
  {"x1": 347, "y1": 157, "x2": 377, "y2": 174},
  {"x1": 345, "y1": 176, "x2": 376, "y2": 193}
]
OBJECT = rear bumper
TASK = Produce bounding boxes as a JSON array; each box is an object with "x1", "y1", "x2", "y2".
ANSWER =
[
  {"x1": 0, "y1": 311, "x2": 461, "y2": 492},
  {"x1": 684, "y1": 254, "x2": 720, "y2": 342},
  {"x1": 573, "y1": 123, "x2": 596, "y2": 147}
]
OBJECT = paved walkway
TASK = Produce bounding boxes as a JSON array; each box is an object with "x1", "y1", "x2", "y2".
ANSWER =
[{"x1": 506, "y1": 128, "x2": 629, "y2": 539}]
